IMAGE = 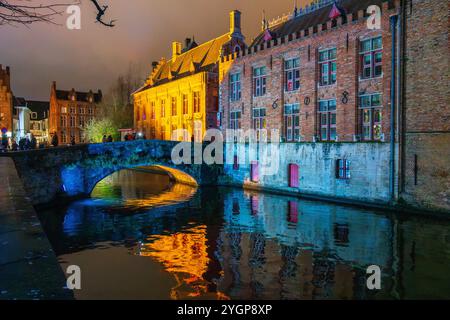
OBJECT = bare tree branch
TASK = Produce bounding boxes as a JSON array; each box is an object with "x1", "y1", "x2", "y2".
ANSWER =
[
  {"x1": 0, "y1": 0, "x2": 116, "y2": 27},
  {"x1": 90, "y1": 0, "x2": 115, "y2": 27}
]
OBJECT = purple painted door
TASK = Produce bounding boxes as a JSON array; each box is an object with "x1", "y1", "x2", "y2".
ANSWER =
[
  {"x1": 289, "y1": 164, "x2": 299, "y2": 187},
  {"x1": 251, "y1": 161, "x2": 259, "y2": 182},
  {"x1": 288, "y1": 201, "x2": 298, "y2": 223}
]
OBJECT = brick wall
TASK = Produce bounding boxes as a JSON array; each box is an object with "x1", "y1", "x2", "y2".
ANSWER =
[
  {"x1": 220, "y1": 2, "x2": 397, "y2": 143},
  {"x1": 0, "y1": 65, "x2": 13, "y2": 132},
  {"x1": 401, "y1": 0, "x2": 450, "y2": 212}
]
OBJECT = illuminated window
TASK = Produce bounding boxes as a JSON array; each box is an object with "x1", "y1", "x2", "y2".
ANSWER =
[
  {"x1": 60, "y1": 115, "x2": 67, "y2": 127},
  {"x1": 319, "y1": 48, "x2": 337, "y2": 86},
  {"x1": 171, "y1": 97, "x2": 177, "y2": 116},
  {"x1": 360, "y1": 93, "x2": 382, "y2": 141},
  {"x1": 252, "y1": 107, "x2": 266, "y2": 140},
  {"x1": 182, "y1": 94, "x2": 188, "y2": 114},
  {"x1": 193, "y1": 92, "x2": 200, "y2": 113},
  {"x1": 161, "y1": 99, "x2": 166, "y2": 118}
]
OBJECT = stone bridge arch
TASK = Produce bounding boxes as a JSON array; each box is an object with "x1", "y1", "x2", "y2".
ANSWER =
[{"x1": 5, "y1": 140, "x2": 223, "y2": 205}]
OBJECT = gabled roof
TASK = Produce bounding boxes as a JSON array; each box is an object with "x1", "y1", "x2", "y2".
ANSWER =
[
  {"x1": 27, "y1": 100, "x2": 49, "y2": 120},
  {"x1": 13, "y1": 96, "x2": 26, "y2": 107},
  {"x1": 251, "y1": 0, "x2": 392, "y2": 47},
  {"x1": 136, "y1": 33, "x2": 231, "y2": 93},
  {"x1": 55, "y1": 90, "x2": 102, "y2": 103}
]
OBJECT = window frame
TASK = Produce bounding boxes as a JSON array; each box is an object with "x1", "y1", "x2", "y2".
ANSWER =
[
  {"x1": 284, "y1": 103, "x2": 301, "y2": 142},
  {"x1": 336, "y1": 159, "x2": 351, "y2": 180},
  {"x1": 359, "y1": 93, "x2": 383, "y2": 141},
  {"x1": 229, "y1": 72, "x2": 242, "y2": 102},
  {"x1": 319, "y1": 48, "x2": 337, "y2": 86},
  {"x1": 318, "y1": 99, "x2": 337, "y2": 141},
  {"x1": 253, "y1": 66, "x2": 267, "y2": 97},
  {"x1": 360, "y1": 36, "x2": 383, "y2": 79},
  {"x1": 284, "y1": 58, "x2": 300, "y2": 92}
]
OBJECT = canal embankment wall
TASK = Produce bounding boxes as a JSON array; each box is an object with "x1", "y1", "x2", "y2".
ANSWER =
[
  {"x1": 219, "y1": 142, "x2": 393, "y2": 207},
  {"x1": 0, "y1": 157, "x2": 72, "y2": 300}
]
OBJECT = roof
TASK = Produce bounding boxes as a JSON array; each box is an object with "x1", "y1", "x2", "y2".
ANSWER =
[
  {"x1": 251, "y1": 0, "x2": 392, "y2": 47},
  {"x1": 136, "y1": 33, "x2": 231, "y2": 94},
  {"x1": 27, "y1": 100, "x2": 49, "y2": 120},
  {"x1": 13, "y1": 96, "x2": 26, "y2": 107},
  {"x1": 55, "y1": 89, "x2": 102, "y2": 103}
]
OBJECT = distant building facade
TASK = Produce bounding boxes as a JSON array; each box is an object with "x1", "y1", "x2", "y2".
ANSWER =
[
  {"x1": 28, "y1": 100, "x2": 50, "y2": 145},
  {"x1": 50, "y1": 81, "x2": 102, "y2": 144},
  {"x1": 12, "y1": 97, "x2": 30, "y2": 140},
  {"x1": 0, "y1": 65, "x2": 13, "y2": 135},
  {"x1": 133, "y1": 10, "x2": 246, "y2": 142}
]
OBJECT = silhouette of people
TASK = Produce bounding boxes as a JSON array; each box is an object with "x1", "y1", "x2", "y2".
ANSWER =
[
  {"x1": 70, "y1": 136, "x2": 76, "y2": 146},
  {"x1": 51, "y1": 133, "x2": 59, "y2": 147},
  {"x1": 107, "y1": 135, "x2": 113, "y2": 143},
  {"x1": 102, "y1": 135, "x2": 107, "y2": 143}
]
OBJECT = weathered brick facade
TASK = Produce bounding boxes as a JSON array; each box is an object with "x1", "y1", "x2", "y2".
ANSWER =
[
  {"x1": 401, "y1": 0, "x2": 450, "y2": 212},
  {"x1": 49, "y1": 81, "x2": 102, "y2": 144},
  {"x1": 0, "y1": 65, "x2": 13, "y2": 134},
  {"x1": 220, "y1": 0, "x2": 398, "y2": 143}
]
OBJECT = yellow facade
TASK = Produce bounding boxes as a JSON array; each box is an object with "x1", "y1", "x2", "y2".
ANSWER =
[
  {"x1": 134, "y1": 72, "x2": 209, "y2": 142},
  {"x1": 133, "y1": 10, "x2": 246, "y2": 142}
]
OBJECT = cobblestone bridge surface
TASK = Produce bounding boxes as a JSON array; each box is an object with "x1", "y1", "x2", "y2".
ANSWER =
[{"x1": 0, "y1": 157, "x2": 72, "y2": 300}]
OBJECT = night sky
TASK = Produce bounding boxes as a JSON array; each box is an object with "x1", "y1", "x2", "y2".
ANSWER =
[{"x1": 0, "y1": 0, "x2": 310, "y2": 100}]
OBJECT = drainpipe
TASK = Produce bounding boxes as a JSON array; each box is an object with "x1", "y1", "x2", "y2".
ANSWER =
[{"x1": 390, "y1": 15, "x2": 398, "y2": 203}]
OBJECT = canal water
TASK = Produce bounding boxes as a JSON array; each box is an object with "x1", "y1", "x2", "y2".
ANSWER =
[{"x1": 37, "y1": 169, "x2": 450, "y2": 300}]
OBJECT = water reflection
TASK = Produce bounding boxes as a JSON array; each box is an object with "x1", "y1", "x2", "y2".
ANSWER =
[{"x1": 37, "y1": 169, "x2": 450, "y2": 300}]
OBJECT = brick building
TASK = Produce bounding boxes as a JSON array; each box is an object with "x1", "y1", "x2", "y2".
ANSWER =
[
  {"x1": 133, "y1": 10, "x2": 246, "y2": 142},
  {"x1": 219, "y1": 0, "x2": 449, "y2": 213},
  {"x1": 401, "y1": 0, "x2": 450, "y2": 212},
  {"x1": 0, "y1": 65, "x2": 13, "y2": 135},
  {"x1": 220, "y1": 0, "x2": 397, "y2": 143},
  {"x1": 49, "y1": 81, "x2": 102, "y2": 144}
]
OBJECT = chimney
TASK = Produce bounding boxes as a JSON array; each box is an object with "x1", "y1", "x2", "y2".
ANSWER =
[
  {"x1": 6, "y1": 66, "x2": 10, "y2": 75},
  {"x1": 52, "y1": 81, "x2": 56, "y2": 90},
  {"x1": 152, "y1": 61, "x2": 158, "y2": 70},
  {"x1": 229, "y1": 10, "x2": 242, "y2": 37},
  {"x1": 172, "y1": 41, "x2": 182, "y2": 60},
  {"x1": 185, "y1": 38, "x2": 192, "y2": 50}
]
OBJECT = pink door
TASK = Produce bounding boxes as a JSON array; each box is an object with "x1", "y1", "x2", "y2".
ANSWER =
[
  {"x1": 288, "y1": 201, "x2": 298, "y2": 223},
  {"x1": 251, "y1": 161, "x2": 259, "y2": 182},
  {"x1": 289, "y1": 164, "x2": 299, "y2": 187}
]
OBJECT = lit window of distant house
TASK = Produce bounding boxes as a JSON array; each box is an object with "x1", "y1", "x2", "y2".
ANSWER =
[
  {"x1": 318, "y1": 99, "x2": 337, "y2": 141},
  {"x1": 360, "y1": 36, "x2": 382, "y2": 79},
  {"x1": 193, "y1": 92, "x2": 201, "y2": 113},
  {"x1": 230, "y1": 73, "x2": 241, "y2": 102},
  {"x1": 360, "y1": 93, "x2": 383, "y2": 141},
  {"x1": 284, "y1": 103, "x2": 300, "y2": 142},
  {"x1": 230, "y1": 110, "x2": 241, "y2": 130},
  {"x1": 319, "y1": 48, "x2": 337, "y2": 86},
  {"x1": 61, "y1": 106, "x2": 67, "y2": 114},
  {"x1": 285, "y1": 58, "x2": 300, "y2": 92},
  {"x1": 253, "y1": 66, "x2": 267, "y2": 97},
  {"x1": 336, "y1": 159, "x2": 350, "y2": 179},
  {"x1": 70, "y1": 116, "x2": 76, "y2": 127}
]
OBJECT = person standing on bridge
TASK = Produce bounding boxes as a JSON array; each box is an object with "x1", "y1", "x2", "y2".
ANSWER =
[
  {"x1": 107, "y1": 135, "x2": 113, "y2": 143},
  {"x1": 102, "y1": 135, "x2": 107, "y2": 143},
  {"x1": 51, "y1": 133, "x2": 59, "y2": 147}
]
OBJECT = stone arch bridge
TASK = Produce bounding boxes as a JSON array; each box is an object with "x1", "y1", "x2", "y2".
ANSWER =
[{"x1": 2, "y1": 140, "x2": 224, "y2": 205}]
